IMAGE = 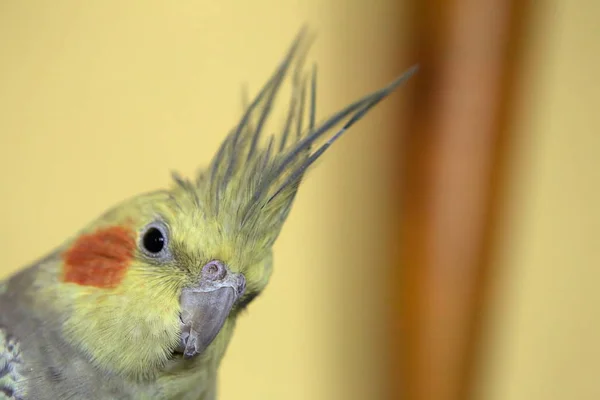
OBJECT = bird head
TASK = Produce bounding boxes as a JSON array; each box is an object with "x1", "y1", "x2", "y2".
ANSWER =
[{"x1": 42, "y1": 29, "x2": 417, "y2": 380}]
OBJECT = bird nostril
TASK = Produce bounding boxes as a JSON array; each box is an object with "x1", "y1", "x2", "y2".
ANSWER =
[{"x1": 202, "y1": 260, "x2": 226, "y2": 281}]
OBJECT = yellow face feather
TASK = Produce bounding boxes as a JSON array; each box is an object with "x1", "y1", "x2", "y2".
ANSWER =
[
  {"x1": 38, "y1": 189, "x2": 274, "y2": 380},
  {"x1": 23, "y1": 28, "x2": 417, "y2": 384}
]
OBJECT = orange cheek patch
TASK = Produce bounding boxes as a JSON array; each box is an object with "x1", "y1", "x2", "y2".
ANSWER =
[{"x1": 62, "y1": 226, "x2": 136, "y2": 288}]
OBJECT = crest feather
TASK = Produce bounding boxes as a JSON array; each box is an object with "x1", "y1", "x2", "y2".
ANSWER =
[{"x1": 182, "y1": 27, "x2": 418, "y2": 249}]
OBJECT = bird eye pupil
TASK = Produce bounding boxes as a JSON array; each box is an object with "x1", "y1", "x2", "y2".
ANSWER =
[{"x1": 143, "y1": 227, "x2": 165, "y2": 254}]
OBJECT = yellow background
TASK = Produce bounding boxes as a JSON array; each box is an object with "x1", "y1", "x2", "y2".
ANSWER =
[
  {"x1": 475, "y1": 1, "x2": 600, "y2": 399},
  {"x1": 0, "y1": 1, "x2": 409, "y2": 399},
  {"x1": 2, "y1": 1, "x2": 599, "y2": 399}
]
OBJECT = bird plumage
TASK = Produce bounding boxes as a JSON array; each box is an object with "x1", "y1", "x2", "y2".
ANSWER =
[{"x1": 0, "y1": 28, "x2": 417, "y2": 399}]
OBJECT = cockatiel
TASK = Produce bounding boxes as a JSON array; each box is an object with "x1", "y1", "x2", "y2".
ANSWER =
[{"x1": 0, "y1": 28, "x2": 417, "y2": 400}]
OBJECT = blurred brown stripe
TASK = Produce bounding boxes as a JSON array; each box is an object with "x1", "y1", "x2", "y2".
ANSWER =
[
  {"x1": 391, "y1": 0, "x2": 531, "y2": 399},
  {"x1": 459, "y1": 1, "x2": 533, "y2": 399}
]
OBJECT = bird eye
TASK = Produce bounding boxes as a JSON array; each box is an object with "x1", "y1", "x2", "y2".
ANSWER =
[
  {"x1": 143, "y1": 227, "x2": 165, "y2": 253},
  {"x1": 140, "y1": 222, "x2": 170, "y2": 258}
]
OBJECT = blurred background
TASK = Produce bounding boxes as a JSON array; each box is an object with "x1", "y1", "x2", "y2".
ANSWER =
[{"x1": 0, "y1": 1, "x2": 598, "y2": 399}]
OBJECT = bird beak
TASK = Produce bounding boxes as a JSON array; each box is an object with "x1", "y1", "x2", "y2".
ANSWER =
[{"x1": 176, "y1": 260, "x2": 246, "y2": 358}]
